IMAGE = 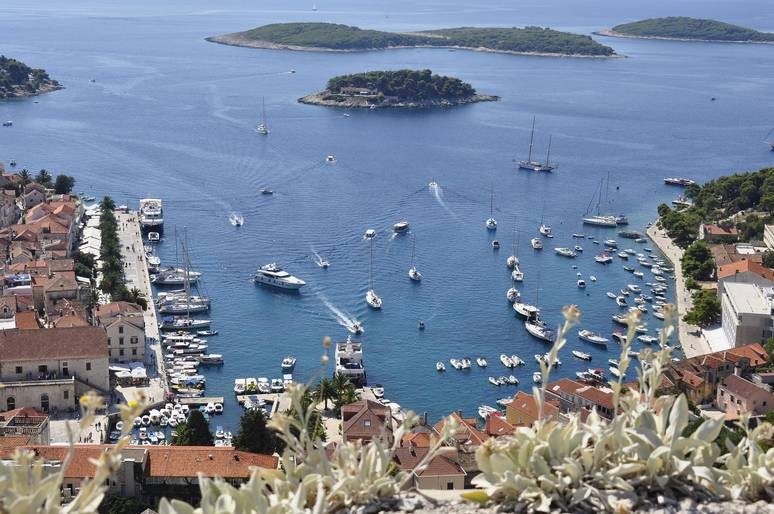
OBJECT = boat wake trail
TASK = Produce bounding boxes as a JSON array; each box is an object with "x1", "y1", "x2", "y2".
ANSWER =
[
  {"x1": 317, "y1": 292, "x2": 361, "y2": 334},
  {"x1": 429, "y1": 181, "x2": 458, "y2": 219},
  {"x1": 310, "y1": 247, "x2": 329, "y2": 268}
]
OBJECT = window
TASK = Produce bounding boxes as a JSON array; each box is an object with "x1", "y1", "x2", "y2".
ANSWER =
[
  {"x1": 40, "y1": 394, "x2": 49, "y2": 412},
  {"x1": 108, "y1": 349, "x2": 112, "y2": 356},
  {"x1": 107, "y1": 337, "x2": 111, "y2": 345},
  {"x1": 64, "y1": 390, "x2": 69, "y2": 400},
  {"x1": 119, "y1": 337, "x2": 124, "y2": 346},
  {"x1": 364, "y1": 419, "x2": 371, "y2": 427},
  {"x1": 6, "y1": 397, "x2": 15, "y2": 410},
  {"x1": 130, "y1": 337, "x2": 138, "y2": 344},
  {"x1": 119, "y1": 349, "x2": 124, "y2": 356},
  {"x1": 447, "y1": 482, "x2": 454, "y2": 490},
  {"x1": 86, "y1": 362, "x2": 91, "y2": 371},
  {"x1": 132, "y1": 348, "x2": 137, "y2": 356},
  {"x1": 15, "y1": 366, "x2": 22, "y2": 374},
  {"x1": 118, "y1": 326, "x2": 124, "y2": 334},
  {"x1": 38, "y1": 365, "x2": 48, "y2": 373}
]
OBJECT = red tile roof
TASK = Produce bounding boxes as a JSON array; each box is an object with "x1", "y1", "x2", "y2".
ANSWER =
[
  {"x1": 0, "y1": 327, "x2": 107, "y2": 361},
  {"x1": 718, "y1": 260, "x2": 774, "y2": 281},
  {"x1": 505, "y1": 391, "x2": 559, "y2": 423},
  {"x1": 14, "y1": 311, "x2": 40, "y2": 330},
  {"x1": 94, "y1": 302, "x2": 143, "y2": 318},
  {"x1": 434, "y1": 412, "x2": 488, "y2": 446},
  {"x1": 704, "y1": 224, "x2": 738, "y2": 236},
  {"x1": 393, "y1": 446, "x2": 465, "y2": 477},
  {"x1": 720, "y1": 375, "x2": 774, "y2": 401},
  {"x1": 484, "y1": 413, "x2": 515, "y2": 437},
  {"x1": 145, "y1": 446, "x2": 277, "y2": 477}
]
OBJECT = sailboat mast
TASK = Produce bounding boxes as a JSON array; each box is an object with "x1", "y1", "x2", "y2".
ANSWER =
[
  {"x1": 183, "y1": 228, "x2": 191, "y2": 319},
  {"x1": 174, "y1": 226, "x2": 179, "y2": 269},
  {"x1": 490, "y1": 189, "x2": 494, "y2": 217},
  {"x1": 411, "y1": 235, "x2": 416, "y2": 267},
  {"x1": 545, "y1": 135, "x2": 552, "y2": 166},
  {"x1": 527, "y1": 116, "x2": 535, "y2": 162},
  {"x1": 369, "y1": 240, "x2": 374, "y2": 289}
]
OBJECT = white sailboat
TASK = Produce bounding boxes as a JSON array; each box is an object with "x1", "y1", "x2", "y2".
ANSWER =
[
  {"x1": 256, "y1": 97, "x2": 269, "y2": 135},
  {"x1": 583, "y1": 179, "x2": 617, "y2": 227},
  {"x1": 485, "y1": 189, "x2": 497, "y2": 230},
  {"x1": 408, "y1": 235, "x2": 422, "y2": 282},
  {"x1": 517, "y1": 116, "x2": 555, "y2": 172},
  {"x1": 366, "y1": 239, "x2": 382, "y2": 309}
]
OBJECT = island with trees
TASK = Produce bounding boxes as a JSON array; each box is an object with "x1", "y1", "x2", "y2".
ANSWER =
[
  {"x1": 0, "y1": 55, "x2": 61, "y2": 99},
  {"x1": 598, "y1": 17, "x2": 774, "y2": 43},
  {"x1": 298, "y1": 69, "x2": 498, "y2": 109},
  {"x1": 207, "y1": 22, "x2": 616, "y2": 57}
]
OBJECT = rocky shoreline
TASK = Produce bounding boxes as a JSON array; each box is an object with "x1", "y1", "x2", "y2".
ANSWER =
[
  {"x1": 0, "y1": 81, "x2": 63, "y2": 100},
  {"x1": 298, "y1": 92, "x2": 499, "y2": 109},
  {"x1": 595, "y1": 28, "x2": 774, "y2": 45},
  {"x1": 206, "y1": 33, "x2": 621, "y2": 59}
]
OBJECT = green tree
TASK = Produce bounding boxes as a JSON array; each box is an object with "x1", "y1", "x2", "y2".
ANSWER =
[
  {"x1": 121, "y1": 287, "x2": 148, "y2": 310},
  {"x1": 657, "y1": 203, "x2": 671, "y2": 217},
  {"x1": 763, "y1": 250, "x2": 774, "y2": 269},
  {"x1": 681, "y1": 241, "x2": 715, "y2": 281},
  {"x1": 314, "y1": 377, "x2": 336, "y2": 411},
  {"x1": 232, "y1": 409, "x2": 283, "y2": 454},
  {"x1": 17, "y1": 168, "x2": 31, "y2": 186},
  {"x1": 34, "y1": 169, "x2": 52, "y2": 187},
  {"x1": 98, "y1": 496, "x2": 152, "y2": 514},
  {"x1": 172, "y1": 410, "x2": 213, "y2": 446},
  {"x1": 765, "y1": 337, "x2": 774, "y2": 365},
  {"x1": 54, "y1": 174, "x2": 76, "y2": 194},
  {"x1": 683, "y1": 289, "x2": 721, "y2": 327},
  {"x1": 100, "y1": 196, "x2": 116, "y2": 211}
]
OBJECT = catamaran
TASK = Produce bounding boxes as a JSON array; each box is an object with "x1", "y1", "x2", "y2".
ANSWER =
[
  {"x1": 517, "y1": 116, "x2": 555, "y2": 171},
  {"x1": 256, "y1": 97, "x2": 269, "y2": 135}
]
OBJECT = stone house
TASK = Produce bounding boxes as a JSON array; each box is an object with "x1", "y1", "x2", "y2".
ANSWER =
[
  {"x1": 716, "y1": 374, "x2": 774, "y2": 418},
  {"x1": 94, "y1": 302, "x2": 146, "y2": 363}
]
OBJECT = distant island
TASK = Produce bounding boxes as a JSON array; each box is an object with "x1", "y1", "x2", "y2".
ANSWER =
[
  {"x1": 598, "y1": 17, "x2": 774, "y2": 43},
  {"x1": 0, "y1": 55, "x2": 61, "y2": 99},
  {"x1": 207, "y1": 22, "x2": 616, "y2": 57},
  {"x1": 298, "y1": 69, "x2": 498, "y2": 109}
]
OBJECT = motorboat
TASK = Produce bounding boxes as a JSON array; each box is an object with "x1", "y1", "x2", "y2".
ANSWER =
[
  {"x1": 627, "y1": 284, "x2": 642, "y2": 293},
  {"x1": 510, "y1": 354, "x2": 525, "y2": 367},
  {"x1": 572, "y1": 350, "x2": 592, "y2": 361},
  {"x1": 436, "y1": 361, "x2": 446, "y2": 372},
  {"x1": 254, "y1": 263, "x2": 306, "y2": 290},
  {"x1": 372, "y1": 385, "x2": 385, "y2": 398},
  {"x1": 349, "y1": 321, "x2": 364, "y2": 334},
  {"x1": 606, "y1": 292, "x2": 617, "y2": 299},
  {"x1": 364, "y1": 229, "x2": 376, "y2": 239},
  {"x1": 617, "y1": 251, "x2": 628, "y2": 259},
  {"x1": 589, "y1": 275, "x2": 597, "y2": 281},
  {"x1": 525, "y1": 317, "x2": 554, "y2": 342},
  {"x1": 513, "y1": 301, "x2": 539, "y2": 318},
  {"x1": 450, "y1": 359, "x2": 463, "y2": 370},
  {"x1": 260, "y1": 187, "x2": 274, "y2": 195},
  {"x1": 633, "y1": 271, "x2": 644, "y2": 278},
  {"x1": 229, "y1": 213, "x2": 244, "y2": 227},
  {"x1": 476, "y1": 357, "x2": 488, "y2": 368},
  {"x1": 577, "y1": 279, "x2": 586, "y2": 288},
  {"x1": 325, "y1": 155, "x2": 336, "y2": 163},
  {"x1": 499, "y1": 354, "x2": 514, "y2": 368},
  {"x1": 578, "y1": 329, "x2": 609, "y2": 345},
  {"x1": 539, "y1": 224, "x2": 553, "y2": 237},
  {"x1": 199, "y1": 354, "x2": 224, "y2": 365},
  {"x1": 531, "y1": 238, "x2": 543, "y2": 250},
  {"x1": 491, "y1": 240, "x2": 500, "y2": 250},
  {"x1": 664, "y1": 177, "x2": 695, "y2": 186},
  {"x1": 281, "y1": 356, "x2": 297, "y2": 372},
  {"x1": 652, "y1": 311, "x2": 665, "y2": 320},
  {"x1": 604, "y1": 239, "x2": 618, "y2": 248},
  {"x1": 595, "y1": 253, "x2": 613, "y2": 264},
  {"x1": 574, "y1": 245, "x2": 583, "y2": 252},
  {"x1": 418, "y1": 320, "x2": 425, "y2": 330},
  {"x1": 393, "y1": 220, "x2": 410, "y2": 233},
  {"x1": 133, "y1": 417, "x2": 142, "y2": 428},
  {"x1": 620, "y1": 289, "x2": 630, "y2": 296},
  {"x1": 506, "y1": 287, "x2": 520, "y2": 303},
  {"x1": 609, "y1": 366, "x2": 622, "y2": 379},
  {"x1": 366, "y1": 289, "x2": 382, "y2": 309},
  {"x1": 533, "y1": 371, "x2": 542, "y2": 384},
  {"x1": 512, "y1": 266, "x2": 524, "y2": 281},
  {"x1": 608, "y1": 358, "x2": 619, "y2": 367},
  {"x1": 611, "y1": 331, "x2": 628, "y2": 344},
  {"x1": 160, "y1": 317, "x2": 211, "y2": 331},
  {"x1": 507, "y1": 375, "x2": 519, "y2": 385},
  {"x1": 488, "y1": 376, "x2": 500, "y2": 386},
  {"x1": 148, "y1": 232, "x2": 160, "y2": 243},
  {"x1": 612, "y1": 314, "x2": 629, "y2": 325},
  {"x1": 554, "y1": 247, "x2": 576, "y2": 258},
  {"x1": 616, "y1": 296, "x2": 627, "y2": 307},
  {"x1": 478, "y1": 405, "x2": 499, "y2": 419},
  {"x1": 637, "y1": 335, "x2": 659, "y2": 344},
  {"x1": 485, "y1": 217, "x2": 497, "y2": 230},
  {"x1": 234, "y1": 379, "x2": 246, "y2": 394},
  {"x1": 270, "y1": 378, "x2": 284, "y2": 392},
  {"x1": 460, "y1": 358, "x2": 472, "y2": 369}
]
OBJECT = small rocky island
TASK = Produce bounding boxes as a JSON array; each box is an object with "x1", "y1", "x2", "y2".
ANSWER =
[
  {"x1": 599, "y1": 17, "x2": 774, "y2": 43},
  {"x1": 0, "y1": 55, "x2": 61, "y2": 99},
  {"x1": 208, "y1": 22, "x2": 616, "y2": 57},
  {"x1": 298, "y1": 70, "x2": 498, "y2": 110}
]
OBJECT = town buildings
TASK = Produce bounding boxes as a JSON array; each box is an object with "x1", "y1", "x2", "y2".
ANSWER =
[{"x1": 720, "y1": 283, "x2": 773, "y2": 347}]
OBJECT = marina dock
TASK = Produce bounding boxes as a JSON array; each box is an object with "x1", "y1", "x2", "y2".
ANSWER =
[
  {"x1": 117, "y1": 210, "x2": 167, "y2": 400},
  {"x1": 177, "y1": 396, "x2": 224, "y2": 406}
]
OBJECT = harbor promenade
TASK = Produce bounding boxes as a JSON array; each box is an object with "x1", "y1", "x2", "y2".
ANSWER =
[
  {"x1": 646, "y1": 223, "x2": 711, "y2": 358},
  {"x1": 116, "y1": 210, "x2": 166, "y2": 404}
]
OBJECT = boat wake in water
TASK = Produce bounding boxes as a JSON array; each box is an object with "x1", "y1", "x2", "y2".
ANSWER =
[
  {"x1": 428, "y1": 181, "x2": 457, "y2": 219},
  {"x1": 229, "y1": 212, "x2": 244, "y2": 226},
  {"x1": 311, "y1": 248, "x2": 329, "y2": 268},
  {"x1": 317, "y1": 292, "x2": 362, "y2": 334}
]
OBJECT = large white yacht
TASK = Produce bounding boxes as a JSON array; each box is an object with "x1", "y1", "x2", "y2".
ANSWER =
[
  {"x1": 253, "y1": 263, "x2": 306, "y2": 290},
  {"x1": 335, "y1": 336, "x2": 366, "y2": 386},
  {"x1": 139, "y1": 199, "x2": 164, "y2": 230}
]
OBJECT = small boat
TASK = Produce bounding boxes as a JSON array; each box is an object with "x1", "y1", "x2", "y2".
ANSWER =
[
  {"x1": 229, "y1": 213, "x2": 244, "y2": 227},
  {"x1": 506, "y1": 287, "x2": 520, "y2": 302},
  {"x1": 531, "y1": 238, "x2": 543, "y2": 250},
  {"x1": 612, "y1": 314, "x2": 628, "y2": 325},
  {"x1": 578, "y1": 329, "x2": 608, "y2": 345},
  {"x1": 325, "y1": 155, "x2": 336, "y2": 163},
  {"x1": 450, "y1": 358, "x2": 463, "y2": 370},
  {"x1": 606, "y1": 291, "x2": 617, "y2": 299},
  {"x1": 436, "y1": 361, "x2": 446, "y2": 372},
  {"x1": 590, "y1": 275, "x2": 597, "y2": 281},
  {"x1": 364, "y1": 229, "x2": 376, "y2": 239},
  {"x1": 478, "y1": 405, "x2": 498, "y2": 419},
  {"x1": 215, "y1": 426, "x2": 225, "y2": 438},
  {"x1": 633, "y1": 270, "x2": 644, "y2": 278},
  {"x1": 372, "y1": 385, "x2": 385, "y2": 398},
  {"x1": 554, "y1": 247, "x2": 577, "y2": 258},
  {"x1": 197, "y1": 330, "x2": 218, "y2": 336},
  {"x1": 652, "y1": 311, "x2": 665, "y2": 320},
  {"x1": 620, "y1": 289, "x2": 630, "y2": 296},
  {"x1": 512, "y1": 267, "x2": 524, "y2": 281},
  {"x1": 525, "y1": 316, "x2": 554, "y2": 342},
  {"x1": 572, "y1": 233, "x2": 586, "y2": 238},
  {"x1": 608, "y1": 359, "x2": 619, "y2": 367},
  {"x1": 617, "y1": 251, "x2": 628, "y2": 259},
  {"x1": 488, "y1": 376, "x2": 500, "y2": 386},
  {"x1": 260, "y1": 187, "x2": 274, "y2": 195},
  {"x1": 611, "y1": 331, "x2": 628, "y2": 344},
  {"x1": 138, "y1": 427, "x2": 148, "y2": 440},
  {"x1": 214, "y1": 403, "x2": 224, "y2": 414},
  {"x1": 637, "y1": 335, "x2": 659, "y2": 344},
  {"x1": 148, "y1": 232, "x2": 160, "y2": 243},
  {"x1": 393, "y1": 220, "x2": 410, "y2": 233},
  {"x1": 604, "y1": 239, "x2": 618, "y2": 248},
  {"x1": 507, "y1": 375, "x2": 519, "y2": 385},
  {"x1": 627, "y1": 284, "x2": 642, "y2": 293},
  {"x1": 513, "y1": 301, "x2": 539, "y2": 318},
  {"x1": 539, "y1": 224, "x2": 553, "y2": 237},
  {"x1": 281, "y1": 356, "x2": 296, "y2": 372},
  {"x1": 533, "y1": 371, "x2": 542, "y2": 384},
  {"x1": 133, "y1": 417, "x2": 142, "y2": 428},
  {"x1": 609, "y1": 366, "x2": 621, "y2": 378},
  {"x1": 510, "y1": 354, "x2": 525, "y2": 366},
  {"x1": 616, "y1": 296, "x2": 627, "y2": 307},
  {"x1": 418, "y1": 320, "x2": 425, "y2": 330},
  {"x1": 476, "y1": 357, "x2": 488, "y2": 368},
  {"x1": 595, "y1": 253, "x2": 613, "y2": 264},
  {"x1": 574, "y1": 245, "x2": 583, "y2": 252},
  {"x1": 577, "y1": 279, "x2": 586, "y2": 288},
  {"x1": 491, "y1": 240, "x2": 500, "y2": 249},
  {"x1": 572, "y1": 350, "x2": 592, "y2": 361},
  {"x1": 499, "y1": 354, "x2": 514, "y2": 368},
  {"x1": 270, "y1": 378, "x2": 284, "y2": 392}
]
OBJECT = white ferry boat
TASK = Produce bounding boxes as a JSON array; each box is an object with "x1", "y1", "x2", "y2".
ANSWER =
[
  {"x1": 253, "y1": 263, "x2": 306, "y2": 290},
  {"x1": 139, "y1": 199, "x2": 164, "y2": 231}
]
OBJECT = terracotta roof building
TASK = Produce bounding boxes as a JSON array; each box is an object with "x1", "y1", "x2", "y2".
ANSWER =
[
  {"x1": 716, "y1": 374, "x2": 774, "y2": 418},
  {"x1": 393, "y1": 445, "x2": 466, "y2": 490},
  {"x1": 341, "y1": 399, "x2": 393, "y2": 444}
]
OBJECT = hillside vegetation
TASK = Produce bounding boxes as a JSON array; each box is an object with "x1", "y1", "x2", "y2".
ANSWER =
[
  {"x1": 0, "y1": 55, "x2": 60, "y2": 99},
  {"x1": 611, "y1": 17, "x2": 774, "y2": 42},
  {"x1": 216, "y1": 22, "x2": 616, "y2": 56},
  {"x1": 326, "y1": 70, "x2": 475, "y2": 100}
]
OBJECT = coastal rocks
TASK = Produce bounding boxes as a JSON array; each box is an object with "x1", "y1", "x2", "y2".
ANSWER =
[{"x1": 298, "y1": 92, "x2": 499, "y2": 110}]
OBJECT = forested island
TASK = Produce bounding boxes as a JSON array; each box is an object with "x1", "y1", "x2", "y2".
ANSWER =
[
  {"x1": 207, "y1": 22, "x2": 616, "y2": 57},
  {"x1": 0, "y1": 55, "x2": 61, "y2": 99},
  {"x1": 599, "y1": 17, "x2": 774, "y2": 43},
  {"x1": 298, "y1": 69, "x2": 498, "y2": 109}
]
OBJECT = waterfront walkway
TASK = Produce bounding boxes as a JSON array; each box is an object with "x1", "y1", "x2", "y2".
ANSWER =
[
  {"x1": 116, "y1": 210, "x2": 166, "y2": 405},
  {"x1": 646, "y1": 223, "x2": 711, "y2": 358}
]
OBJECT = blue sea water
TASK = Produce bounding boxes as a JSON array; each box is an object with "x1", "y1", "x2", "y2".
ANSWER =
[{"x1": 1, "y1": 0, "x2": 774, "y2": 431}]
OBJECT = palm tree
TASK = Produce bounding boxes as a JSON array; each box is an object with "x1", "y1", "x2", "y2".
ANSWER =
[
  {"x1": 34, "y1": 169, "x2": 52, "y2": 187},
  {"x1": 331, "y1": 372, "x2": 351, "y2": 400},
  {"x1": 336, "y1": 384, "x2": 358, "y2": 412},
  {"x1": 314, "y1": 378, "x2": 335, "y2": 411}
]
